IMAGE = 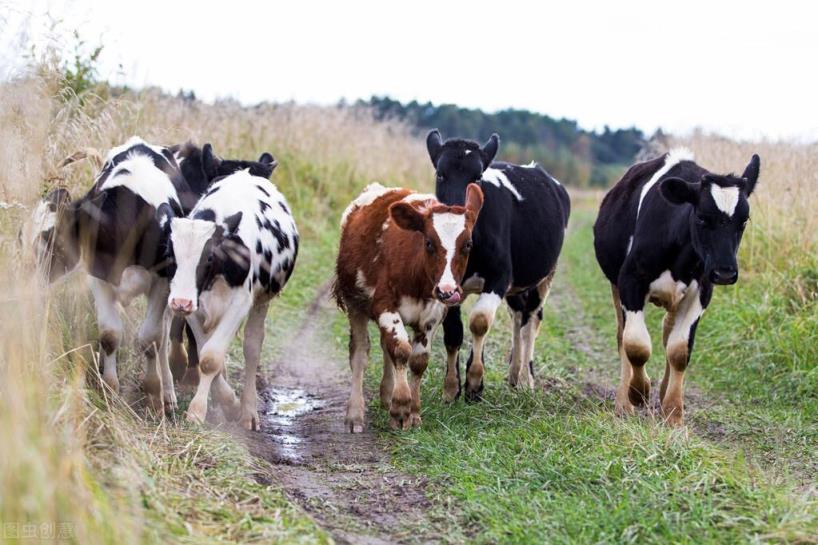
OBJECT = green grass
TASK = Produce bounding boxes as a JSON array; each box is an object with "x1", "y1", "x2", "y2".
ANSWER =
[{"x1": 348, "y1": 202, "x2": 818, "y2": 544}]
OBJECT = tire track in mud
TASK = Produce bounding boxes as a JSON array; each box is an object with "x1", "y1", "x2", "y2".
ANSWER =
[{"x1": 241, "y1": 282, "x2": 443, "y2": 545}]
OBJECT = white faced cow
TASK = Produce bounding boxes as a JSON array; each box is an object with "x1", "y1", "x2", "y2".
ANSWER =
[
  {"x1": 593, "y1": 149, "x2": 761, "y2": 426},
  {"x1": 166, "y1": 169, "x2": 298, "y2": 430},
  {"x1": 32, "y1": 137, "x2": 276, "y2": 414}
]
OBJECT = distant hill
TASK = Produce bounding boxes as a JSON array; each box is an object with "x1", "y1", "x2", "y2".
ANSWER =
[{"x1": 359, "y1": 96, "x2": 645, "y2": 187}]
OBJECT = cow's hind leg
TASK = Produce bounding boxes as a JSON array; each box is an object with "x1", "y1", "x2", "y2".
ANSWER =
[
  {"x1": 238, "y1": 301, "x2": 269, "y2": 431},
  {"x1": 180, "y1": 322, "x2": 200, "y2": 393},
  {"x1": 137, "y1": 279, "x2": 172, "y2": 415},
  {"x1": 506, "y1": 295, "x2": 525, "y2": 388},
  {"x1": 346, "y1": 310, "x2": 370, "y2": 433},
  {"x1": 168, "y1": 316, "x2": 188, "y2": 382},
  {"x1": 442, "y1": 306, "x2": 463, "y2": 402},
  {"x1": 466, "y1": 291, "x2": 503, "y2": 401},
  {"x1": 512, "y1": 271, "x2": 555, "y2": 390},
  {"x1": 89, "y1": 278, "x2": 123, "y2": 394}
]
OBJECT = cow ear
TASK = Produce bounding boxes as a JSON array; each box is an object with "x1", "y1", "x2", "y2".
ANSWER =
[
  {"x1": 202, "y1": 143, "x2": 221, "y2": 180},
  {"x1": 480, "y1": 133, "x2": 499, "y2": 170},
  {"x1": 464, "y1": 183, "x2": 484, "y2": 218},
  {"x1": 223, "y1": 211, "x2": 243, "y2": 234},
  {"x1": 660, "y1": 177, "x2": 700, "y2": 206},
  {"x1": 426, "y1": 129, "x2": 443, "y2": 168},
  {"x1": 741, "y1": 154, "x2": 760, "y2": 196},
  {"x1": 257, "y1": 152, "x2": 278, "y2": 178},
  {"x1": 390, "y1": 202, "x2": 425, "y2": 232}
]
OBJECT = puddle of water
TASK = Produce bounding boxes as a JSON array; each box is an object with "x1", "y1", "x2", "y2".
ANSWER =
[{"x1": 261, "y1": 387, "x2": 323, "y2": 462}]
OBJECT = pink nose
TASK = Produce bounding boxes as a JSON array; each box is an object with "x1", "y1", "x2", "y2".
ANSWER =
[
  {"x1": 170, "y1": 298, "x2": 193, "y2": 315},
  {"x1": 435, "y1": 284, "x2": 461, "y2": 305}
]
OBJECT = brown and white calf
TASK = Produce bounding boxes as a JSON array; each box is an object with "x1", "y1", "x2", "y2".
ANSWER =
[{"x1": 334, "y1": 183, "x2": 483, "y2": 432}]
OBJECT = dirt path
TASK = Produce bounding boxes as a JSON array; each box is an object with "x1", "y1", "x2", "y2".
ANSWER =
[{"x1": 241, "y1": 283, "x2": 442, "y2": 545}]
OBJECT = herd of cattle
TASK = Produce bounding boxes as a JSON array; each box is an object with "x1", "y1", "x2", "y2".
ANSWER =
[{"x1": 29, "y1": 132, "x2": 761, "y2": 431}]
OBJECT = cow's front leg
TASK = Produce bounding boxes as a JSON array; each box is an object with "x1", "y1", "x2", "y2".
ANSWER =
[
  {"x1": 238, "y1": 301, "x2": 269, "y2": 431},
  {"x1": 168, "y1": 316, "x2": 188, "y2": 382},
  {"x1": 186, "y1": 294, "x2": 251, "y2": 425},
  {"x1": 89, "y1": 278, "x2": 123, "y2": 394},
  {"x1": 660, "y1": 282, "x2": 707, "y2": 427},
  {"x1": 408, "y1": 317, "x2": 440, "y2": 428},
  {"x1": 138, "y1": 279, "x2": 172, "y2": 415},
  {"x1": 466, "y1": 291, "x2": 503, "y2": 401},
  {"x1": 612, "y1": 278, "x2": 651, "y2": 415},
  {"x1": 376, "y1": 309, "x2": 413, "y2": 430},
  {"x1": 441, "y1": 305, "x2": 463, "y2": 402}
]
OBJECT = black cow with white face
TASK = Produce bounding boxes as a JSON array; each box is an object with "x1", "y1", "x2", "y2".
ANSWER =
[
  {"x1": 31, "y1": 137, "x2": 277, "y2": 415},
  {"x1": 427, "y1": 130, "x2": 571, "y2": 401},
  {"x1": 593, "y1": 148, "x2": 760, "y2": 426},
  {"x1": 165, "y1": 169, "x2": 298, "y2": 430}
]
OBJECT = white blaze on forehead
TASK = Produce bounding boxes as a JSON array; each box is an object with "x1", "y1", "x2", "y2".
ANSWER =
[
  {"x1": 482, "y1": 167, "x2": 524, "y2": 200},
  {"x1": 340, "y1": 182, "x2": 395, "y2": 228},
  {"x1": 710, "y1": 185, "x2": 740, "y2": 216},
  {"x1": 168, "y1": 218, "x2": 217, "y2": 306},
  {"x1": 637, "y1": 147, "x2": 695, "y2": 218},
  {"x1": 431, "y1": 212, "x2": 467, "y2": 290}
]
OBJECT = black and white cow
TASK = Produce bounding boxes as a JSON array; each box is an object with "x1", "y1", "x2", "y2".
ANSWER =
[
  {"x1": 165, "y1": 169, "x2": 298, "y2": 430},
  {"x1": 32, "y1": 137, "x2": 276, "y2": 414},
  {"x1": 593, "y1": 148, "x2": 760, "y2": 426},
  {"x1": 426, "y1": 130, "x2": 571, "y2": 401}
]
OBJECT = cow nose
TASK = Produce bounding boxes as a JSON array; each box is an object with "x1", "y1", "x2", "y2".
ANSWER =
[
  {"x1": 170, "y1": 298, "x2": 194, "y2": 315},
  {"x1": 710, "y1": 268, "x2": 738, "y2": 285},
  {"x1": 435, "y1": 284, "x2": 461, "y2": 305}
]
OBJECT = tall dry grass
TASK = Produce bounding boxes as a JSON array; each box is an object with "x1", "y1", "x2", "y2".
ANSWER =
[
  {"x1": 0, "y1": 66, "x2": 428, "y2": 544},
  {"x1": 670, "y1": 132, "x2": 818, "y2": 275}
]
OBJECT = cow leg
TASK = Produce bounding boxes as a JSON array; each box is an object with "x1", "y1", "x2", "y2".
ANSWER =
[
  {"x1": 137, "y1": 279, "x2": 172, "y2": 415},
  {"x1": 512, "y1": 272, "x2": 554, "y2": 390},
  {"x1": 612, "y1": 281, "x2": 651, "y2": 416},
  {"x1": 505, "y1": 295, "x2": 525, "y2": 387},
  {"x1": 157, "y1": 309, "x2": 177, "y2": 413},
  {"x1": 441, "y1": 305, "x2": 463, "y2": 402},
  {"x1": 345, "y1": 310, "x2": 370, "y2": 433},
  {"x1": 466, "y1": 291, "x2": 503, "y2": 401},
  {"x1": 408, "y1": 318, "x2": 439, "y2": 428},
  {"x1": 379, "y1": 335, "x2": 395, "y2": 409},
  {"x1": 180, "y1": 322, "x2": 200, "y2": 393},
  {"x1": 187, "y1": 293, "x2": 252, "y2": 425},
  {"x1": 238, "y1": 301, "x2": 269, "y2": 431},
  {"x1": 375, "y1": 307, "x2": 413, "y2": 430},
  {"x1": 89, "y1": 278, "x2": 123, "y2": 394},
  {"x1": 168, "y1": 316, "x2": 188, "y2": 382},
  {"x1": 660, "y1": 282, "x2": 705, "y2": 427}
]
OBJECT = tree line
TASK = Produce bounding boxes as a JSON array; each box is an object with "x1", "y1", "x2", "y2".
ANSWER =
[{"x1": 359, "y1": 96, "x2": 645, "y2": 187}]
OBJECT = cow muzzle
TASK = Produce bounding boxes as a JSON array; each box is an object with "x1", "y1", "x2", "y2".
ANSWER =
[
  {"x1": 435, "y1": 284, "x2": 462, "y2": 306},
  {"x1": 710, "y1": 268, "x2": 738, "y2": 285},
  {"x1": 170, "y1": 297, "x2": 195, "y2": 316}
]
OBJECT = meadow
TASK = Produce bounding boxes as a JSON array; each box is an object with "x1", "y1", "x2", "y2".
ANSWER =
[{"x1": 0, "y1": 65, "x2": 816, "y2": 544}]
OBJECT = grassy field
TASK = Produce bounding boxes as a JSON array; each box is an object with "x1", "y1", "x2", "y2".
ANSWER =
[{"x1": 1, "y1": 62, "x2": 817, "y2": 544}]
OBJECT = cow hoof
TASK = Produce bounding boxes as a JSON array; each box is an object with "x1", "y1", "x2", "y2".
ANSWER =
[
  {"x1": 145, "y1": 393, "x2": 165, "y2": 416},
  {"x1": 345, "y1": 403, "x2": 365, "y2": 433},
  {"x1": 388, "y1": 395, "x2": 412, "y2": 431},
  {"x1": 409, "y1": 413, "x2": 422, "y2": 428},
  {"x1": 464, "y1": 382, "x2": 484, "y2": 403},
  {"x1": 186, "y1": 399, "x2": 207, "y2": 425},
  {"x1": 442, "y1": 380, "x2": 461, "y2": 403},
  {"x1": 239, "y1": 409, "x2": 260, "y2": 431},
  {"x1": 662, "y1": 403, "x2": 685, "y2": 428},
  {"x1": 628, "y1": 380, "x2": 651, "y2": 407},
  {"x1": 379, "y1": 388, "x2": 392, "y2": 410},
  {"x1": 102, "y1": 373, "x2": 119, "y2": 394},
  {"x1": 615, "y1": 392, "x2": 635, "y2": 417}
]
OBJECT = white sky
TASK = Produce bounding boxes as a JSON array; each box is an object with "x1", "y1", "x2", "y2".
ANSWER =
[{"x1": 2, "y1": 0, "x2": 817, "y2": 140}]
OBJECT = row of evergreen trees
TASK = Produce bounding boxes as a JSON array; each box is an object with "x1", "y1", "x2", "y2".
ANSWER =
[{"x1": 359, "y1": 96, "x2": 645, "y2": 187}]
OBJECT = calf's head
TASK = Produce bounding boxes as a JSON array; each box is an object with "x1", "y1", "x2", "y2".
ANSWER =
[
  {"x1": 29, "y1": 188, "x2": 81, "y2": 282},
  {"x1": 389, "y1": 184, "x2": 484, "y2": 305},
  {"x1": 426, "y1": 129, "x2": 499, "y2": 206},
  {"x1": 174, "y1": 142, "x2": 277, "y2": 190},
  {"x1": 660, "y1": 155, "x2": 760, "y2": 285},
  {"x1": 166, "y1": 212, "x2": 250, "y2": 315}
]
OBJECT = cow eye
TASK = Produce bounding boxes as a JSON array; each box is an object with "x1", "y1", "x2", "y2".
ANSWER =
[
  {"x1": 462, "y1": 240, "x2": 473, "y2": 254},
  {"x1": 425, "y1": 239, "x2": 435, "y2": 253},
  {"x1": 436, "y1": 173, "x2": 445, "y2": 183},
  {"x1": 695, "y1": 217, "x2": 707, "y2": 227}
]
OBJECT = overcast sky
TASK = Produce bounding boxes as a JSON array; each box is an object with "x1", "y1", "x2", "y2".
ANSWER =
[{"x1": 2, "y1": 0, "x2": 816, "y2": 140}]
